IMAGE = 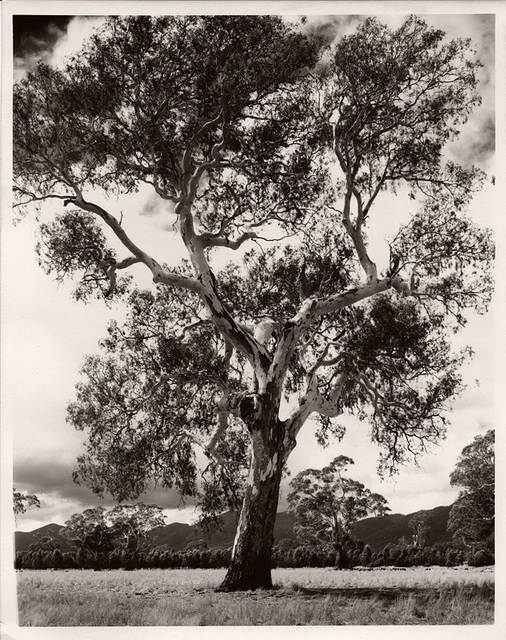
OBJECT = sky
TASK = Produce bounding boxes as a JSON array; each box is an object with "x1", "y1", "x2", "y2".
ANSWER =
[{"x1": 1, "y1": 3, "x2": 503, "y2": 537}]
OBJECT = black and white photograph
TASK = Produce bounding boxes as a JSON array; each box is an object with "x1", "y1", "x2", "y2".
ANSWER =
[{"x1": 1, "y1": 1, "x2": 503, "y2": 636}]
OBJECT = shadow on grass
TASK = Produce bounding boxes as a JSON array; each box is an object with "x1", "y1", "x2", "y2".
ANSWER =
[{"x1": 282, "y1": 583, "x2": 494, "y2": 603}]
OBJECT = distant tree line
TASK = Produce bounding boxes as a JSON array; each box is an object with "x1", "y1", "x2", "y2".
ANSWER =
[
  {"x1": 15, "y1": 528, "x2": 493, "y2": 571},
  {"x1": 15, "y1": 538, "x2": 232, "y2": 571},
  {"x1": 273, "y1": 536, "x2": 492, "y2": 569}
]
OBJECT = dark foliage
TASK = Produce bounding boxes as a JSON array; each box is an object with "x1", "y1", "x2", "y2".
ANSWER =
[
  {"x1": 15, "y1": 535, "x2": 492, "y2": 571},
  {"x1": 448, "y1": 430, "x2": 494, "y2": 554}
]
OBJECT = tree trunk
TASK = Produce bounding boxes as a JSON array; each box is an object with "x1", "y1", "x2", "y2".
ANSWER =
[
  {"x1": 218, "y1": 422, "x2": 285, "y2": 592},
  {"x1": 333, "y1": 542, "x2": 349, "y2": 570}
]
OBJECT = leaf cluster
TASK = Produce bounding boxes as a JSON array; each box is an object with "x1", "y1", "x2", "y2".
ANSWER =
[
  {"x1": 217, "y1": 225, "x2": 355, "y2": 323},
  {"x1": 14, "y1": 16, "x2": 324, "y2": 205},
  {"x1": 297, "y1": 293, "x2": 471, "y2": 472},
  {"x1": 36, "y1": 209, "x2": 131, "y2": 301},
  {"x1": 389, "y1": 166, "x2": 494, "y2": 328},
  {"x1": 68, "y1": 286, "x2": 250, "y2": 511},
  {"x1": 328, "y1": 16, "x2": 482, "y2": 198},
  {"x1": 13, "y1": 489, "x2": 40, "y2": 516}
]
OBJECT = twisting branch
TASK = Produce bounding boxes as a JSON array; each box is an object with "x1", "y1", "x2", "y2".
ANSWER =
[
  {"x1": 206, "y1": 397, "x2": 231, "y2": 463},
  {"x1": 70, "y1": 195, "x2": 202, "y2": 293},
  {"x1": 183, "y1": 115, "x2": 227, "y2": 203},
  {"x1": 298, "y1": 323, "x2": 323, "y2": 364},
  {"x1": 200, "y1": 204, "x2": 280, "y2": 251},
  {"x1": 333, "y1": 120, "x2": 379, "y2": 282},
  {"x1": 13, "y1": 188, "x2": 76, "y2": 207},
  {"x1": 202, "y1": 229, "x2": 259, "y2": 250},
  {"x1": 182, "y1": 430, "x2": 227, "y2": 466},
  {"x1": 304, "y1": 330, "x2": 346, "y2": 375},
  {"x1": 103, "y1": 256, "x2": 142, "y2": 296},
  {"x1": 285, "y1": 370, "x2": 348, "y2": 449},
  {"x1": 200, "y1": 338, "x2": 237, "y2": 465},
  {"x1": 182, "y1": 113, "x2": 223, "y2": 176},
  {"x1": 125, "y1": 373, "x2": 170, "y2": 416},
  {"x1": 199, "y1": 199, "x2": 249, "y2": 245},
  {"x1": 353, "y1": 371, "x2": 387, "y2": 427}
]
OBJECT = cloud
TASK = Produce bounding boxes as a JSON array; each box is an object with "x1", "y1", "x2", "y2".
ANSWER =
[
  {"x1": 432, "y1": 14, "x2": 495, "y2": 172},
  {"x1": 14, "y1": 457, "x2": 191, "y2": 511},
  {"x1": 15, "y1": 458, "x2": 99, "y2": 504},
  {"x1": 139, "y1": 192, "x2": 177, "y2": 219},
  {"x1": 448, "y1": 111, "x2": 495, "y2": 172},
  {"x1": 303, "y1": 14, "x2": 363, "y2": 45},
  {"x1": 13, "y1": 16, "x2": 72, "y2": 77},
  {"x1": 13, "y1": 15, "x2": 106, "y2": 79},
  {"x1": 13, "y1": 16, "x2": 73, "y2": 58},
  {"x1": 452, "y1": 388, "x2": 492, "y2": 412},
  {"x1": 50, "y1": 17, "x2": 106, "y2": 64},
  {"x1": 13, "y1": 456, "x2": 196, "y2": 530}
]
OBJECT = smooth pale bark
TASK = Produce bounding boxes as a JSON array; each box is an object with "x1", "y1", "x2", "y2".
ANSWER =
[{"x1": 219, "y1": 406, "x2": 288, "y2": 591}]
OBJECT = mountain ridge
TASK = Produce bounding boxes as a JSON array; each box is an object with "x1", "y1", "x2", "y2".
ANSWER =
[{"x1": 15, "y1": 505, "x2": 452, "y2": 553}]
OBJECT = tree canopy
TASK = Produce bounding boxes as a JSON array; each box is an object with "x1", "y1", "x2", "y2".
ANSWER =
[
  {"x1": 13, "y1": 14, "x2": 494, "y2": 590},
  {"x1": 61, "y1": 503, "x2": 166, "y2": 565},
  {"x1": 287, "y1": 455, "x2": 389, "y2": 545},
  {"x1": 447, "y1": 429, "x2": 494, "y2": 552}
]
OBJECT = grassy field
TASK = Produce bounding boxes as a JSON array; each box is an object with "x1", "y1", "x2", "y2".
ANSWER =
[{"x1": 16, "y1": 565, "x2": 494, "y2": 626}]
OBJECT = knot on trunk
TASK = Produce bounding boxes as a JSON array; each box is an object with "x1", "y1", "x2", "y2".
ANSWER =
[
  {"x1": 238, "y1": 393, "x2": 262, "y2": 423},
  {"x1": 225, "y1": 392, "x2": 262, "y2": 424},
  {"x1": 391, "y1": 274, "x2": 411, "y2": 297}
]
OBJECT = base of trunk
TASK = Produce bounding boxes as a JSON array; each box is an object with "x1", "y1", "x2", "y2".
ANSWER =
[{"x1": 217, "y1": 564, "x2": 273, "y2": 592}]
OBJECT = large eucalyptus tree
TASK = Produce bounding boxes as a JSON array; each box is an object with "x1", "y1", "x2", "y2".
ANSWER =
[{"x1": 13, "y1": 15, "x2": 493, "y2": 590}]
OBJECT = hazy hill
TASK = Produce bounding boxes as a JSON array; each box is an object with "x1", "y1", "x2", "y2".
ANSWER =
[
  {"x1": 351, "y1": 505, "x2": 453, "y2": 552},
  {"x1": 15, "y1": 523, "x2": 73, "y2": 553},
  {"x1": 15, "y1": 505, "x2": 452, "y2": 554}
]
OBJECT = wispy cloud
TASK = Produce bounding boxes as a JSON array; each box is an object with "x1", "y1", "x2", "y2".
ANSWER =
[
  {"x1": 13, "y1": 15, "x2": 105, "y2": 79},
  {"x1": 303, "y1": 14, "x2": 363, "y2": 44},
  {"x1": 13, "y1": 16, "x2": 72, "y2": 58}
]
